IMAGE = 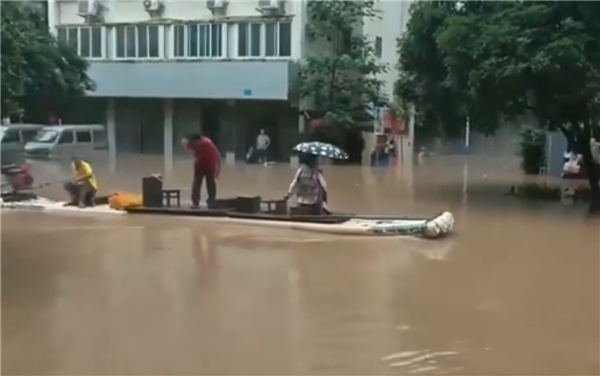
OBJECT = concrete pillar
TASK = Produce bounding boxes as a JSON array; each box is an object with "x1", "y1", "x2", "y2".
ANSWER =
[
  {"x1": 222, "y1": 101, "x2": 236, "y2": 165},
  {"x1": 106, "y1": 98, "x2": 117, "y2": 172},
  {"x1": 400, "y1": 103, "x2": 416, "y2": 167},
  {"x1": 297, "y1": 114, "x2": 305, "y2": 134},
  {"x1": 164, "y1": 99, "x2": 174, "y2": 175},
  {"x1": 46, "y1": 0, "x2": 57, "y2": 35}
]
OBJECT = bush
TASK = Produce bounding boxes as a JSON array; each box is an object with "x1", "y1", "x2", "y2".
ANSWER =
[{"x1": 519, "y1": 126, "x2": 546, "y2": 174}]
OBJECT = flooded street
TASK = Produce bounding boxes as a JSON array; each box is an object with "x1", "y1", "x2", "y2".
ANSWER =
[{"x1": 2, "y1": 156, "x2": 599, "y2": 375}]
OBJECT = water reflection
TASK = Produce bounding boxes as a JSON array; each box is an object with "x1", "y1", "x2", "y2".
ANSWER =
[{"x1": 2, "y1": 156, "x2": 599, "y2": 375}]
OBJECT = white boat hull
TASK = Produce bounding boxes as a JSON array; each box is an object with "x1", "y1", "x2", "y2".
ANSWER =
[
  {"x1": 1, "y1": 198, "x2": 454, "y2": 238},
  {"x1": 1, "y1": 197, "x2": 125, "y2": 215}
]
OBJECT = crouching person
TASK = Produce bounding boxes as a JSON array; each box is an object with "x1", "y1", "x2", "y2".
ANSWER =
[{"x1": 64, "y1": 156, "x2": 98, "y2": 208}]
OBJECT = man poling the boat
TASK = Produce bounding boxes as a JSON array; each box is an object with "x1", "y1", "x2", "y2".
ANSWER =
[
  {"x1": 183, "y1": 133, "x2": 220, "y2": 208},
  {"x1": 63, "y1": 156, "x2": 98, "y2": 208},
  {"x1": 285, "y1": 141, "x2": 349, "y2": 215}
]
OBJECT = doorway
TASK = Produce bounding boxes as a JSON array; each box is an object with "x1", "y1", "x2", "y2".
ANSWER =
[{"x1": 202, "y1": 105, "x2": 220, "y2": 149}]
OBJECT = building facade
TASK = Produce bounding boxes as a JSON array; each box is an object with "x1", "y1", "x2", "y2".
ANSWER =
[{"x1": 47, "y1": 0, "x2": 411, "y2": 169}]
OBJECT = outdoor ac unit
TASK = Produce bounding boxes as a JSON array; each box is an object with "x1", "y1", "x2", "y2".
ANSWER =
[
  {"x1": 143, "y1": 0, "x2": 164, "y2": 14},
  {"x1": 257, "y1": 0, "x2": 285, "y2": 13},
  {"x1": 207, "y1": 0, "x2": 228, "y2": 10},
  {"x1": 77, "y1": 0, "x2": 99, "y2": 17}
]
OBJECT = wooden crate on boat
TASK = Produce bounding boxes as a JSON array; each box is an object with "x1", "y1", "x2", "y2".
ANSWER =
[
  {"x1": 207, "y1": 198, "x2": 237, "y2": 210},
  {"x1": 235, "y1": 196, "x2": 261, "y2": 213},
  {"x1": 262, "y1": 199, "x2": 287, "y2": 214}
]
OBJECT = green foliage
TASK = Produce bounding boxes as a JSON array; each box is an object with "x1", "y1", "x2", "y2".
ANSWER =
[
  {"x1": 518, "y1": 126, "x2": 546, "y2": 175},
  {"x1": 396, "y1": 0, "x2": 600, "y2": 212},
  {"x1": 1, "y1": 2, "x2": 94, "y2": 119},
  {"x1": 297, "y1": 0, "x2": 388, "y2": 127}
]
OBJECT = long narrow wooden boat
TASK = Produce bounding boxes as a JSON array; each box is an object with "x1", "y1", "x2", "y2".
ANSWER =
[
  {"x1": 124, "y1": 206, "x2": 455, "y2": 238},
  {"x1": 1, "y1": 196, "x2": 455, "y2": 238}
]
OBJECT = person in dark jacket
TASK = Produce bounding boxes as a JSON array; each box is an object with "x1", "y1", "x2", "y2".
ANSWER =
[{"x1": 183, "y1": 133, "x2": 220, "y2": 208}]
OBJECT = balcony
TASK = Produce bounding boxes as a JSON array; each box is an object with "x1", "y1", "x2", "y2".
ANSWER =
[
  {"x1": 86, "y1": 60, "x2": 295, "y2": 100},
  {"x1": 57, "y1": 22, "x2": 296, "y2": 100}
]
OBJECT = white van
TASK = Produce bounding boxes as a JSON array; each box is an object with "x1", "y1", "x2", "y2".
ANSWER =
[
  {"x1": 0, "y1": 124, "x2": 46, "y2": 152},
  {"x1": 24, "y1": 124, "x2": 108, "y2": 159}
]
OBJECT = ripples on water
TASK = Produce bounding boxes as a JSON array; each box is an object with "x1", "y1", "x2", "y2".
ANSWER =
[{"x1": 2, "y1": 157, "x2": 599, "y2": 375}]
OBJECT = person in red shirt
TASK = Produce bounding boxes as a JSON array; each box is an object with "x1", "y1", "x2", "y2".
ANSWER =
[{"x1": 183, "y1": 133, "x2": 220, "y2": 208}]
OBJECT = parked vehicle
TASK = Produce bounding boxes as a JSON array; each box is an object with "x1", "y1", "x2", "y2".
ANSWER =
[
  {"x1": 0, "y1": 124, "x2": 45, "y2": 152},
  {"x1": 24, "y1": 124, "x2": 107, "y2": 159}
]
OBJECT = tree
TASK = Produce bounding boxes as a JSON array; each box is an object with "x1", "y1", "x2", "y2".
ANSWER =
[
  {"x1": 1, "y1": 2, "x2": 94, "y2": 121},
  {"x1": 297, "y1": 0, "x2": 388, "y2": 127},
  {"x1": 397, "y1": 1, "x2": 600, "y2": 213}
]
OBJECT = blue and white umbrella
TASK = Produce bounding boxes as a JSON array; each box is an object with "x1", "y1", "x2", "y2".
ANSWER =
[{"x1": 293, "y1": 141, "x2": 348, "y2": 159}]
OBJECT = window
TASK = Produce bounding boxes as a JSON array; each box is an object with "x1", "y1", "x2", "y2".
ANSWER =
[
  {"x1": 92, "y1": 130, "x2": 107, "y2": 149},
  {"x1": 236, "y1": 21, "x2": 291, "y2": 58},
  {"x1": 75, "y1": 131, "x2": 92, "y2": 143},
  {"x1": 1, "y1": 129, "x2": 20, "y2": 143},
  {"x1": 57, "y1": 26, "x2": 104, "y2": 58},
  {"x1": 265, "y1": 22, "x2": 291, "y2": 57},
  {"x1": 375, "y1": 36, "x2": 383, "y2": 58},
  {"x1": 58, "y1": 131, "x2": 74, "y2": 144},
  {"x1": 115, "y1": 24, "x2": 162, "y2": 59},
  {"x1": 278, "y1": 22, "x2": 292, "y2": 57},
  {"x1": 20, "y1": 130, "x2": 39, "y2": 142},
  {"x1": 333, "y1": 30, "x2": 352, "y2": 54},
  {"x1": 33, "y1": 130, "x2": 59, "y2": 144},
  {"x1": 238, "y1": 22, "x2": 262, "y2": 57},
  {"x1": 265, "y1": 23, "x2": 277, "y2": 56},
  {"x1": 172, "y1": 23, "x2": 224, "y2": 58}
]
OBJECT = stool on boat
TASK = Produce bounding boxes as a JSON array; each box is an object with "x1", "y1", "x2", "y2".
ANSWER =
[{"x1": 162, "y1": 189, "x2": 181, "y2": 207}]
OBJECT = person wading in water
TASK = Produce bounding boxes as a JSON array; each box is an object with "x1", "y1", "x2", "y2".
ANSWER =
[{"x1": 183, "y1": 133, "x2": 220, "y2": 208}]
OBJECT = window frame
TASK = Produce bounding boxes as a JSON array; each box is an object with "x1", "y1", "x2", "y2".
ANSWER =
[
  {"x1": 20, "y1": 130, "x2": 39, "y2": 143},
  {"x1": 56, "y1": 25, "x2": 107, "y2": 60},
  {"x1": 170, "y1": 23, "x2": 226, "y2": 60},
  {"x1": 58, "y1": 130, "x2": 75, "y2": 144},
  {"x1": 232, "y1": 21, "x2": 292, "y2": 60},
  {"x1": 1, "y1": 129, "x2": 21, "y2": 144},
  {"x1": 113, "y1": 24, "x2": 165, "y2": 61},
  {"x1": 75, "y1": 130, "x2": 93, "y2": 143},
  {"x1": 374, "y1": 36, "x2": 383, "y2": 58}
]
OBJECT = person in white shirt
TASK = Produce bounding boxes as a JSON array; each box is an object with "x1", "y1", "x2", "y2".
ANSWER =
[{"x1": 255, "y1": 129, "x2": 271, "y2": 163}]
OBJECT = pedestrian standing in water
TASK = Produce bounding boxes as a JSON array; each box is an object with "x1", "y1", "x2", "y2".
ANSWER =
[
  {"x1": 183, "y1": 133, "x2": 220, "y2": 208},
  {"x1": 255, "y1": 129, "x2": 271, "y2": 164}
]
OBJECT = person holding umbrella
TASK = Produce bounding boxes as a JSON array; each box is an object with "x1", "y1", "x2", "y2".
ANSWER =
[{"x1": 285, "y1": 141, "x2": 348, "y2": 215}]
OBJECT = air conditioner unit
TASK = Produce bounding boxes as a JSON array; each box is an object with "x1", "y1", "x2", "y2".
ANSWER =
[
  {"x1": 257, "y1": 0, "x2": 285, "y2": 13},
  {"x1": 143, "y1": 0, "x2": 163, "y2": 13},
  {"x1": 207, "y1": 0, "x2": 228, "y2": 10},
  {"x1": 77, "y1": 0, "x2": 99, "y2": 17}
]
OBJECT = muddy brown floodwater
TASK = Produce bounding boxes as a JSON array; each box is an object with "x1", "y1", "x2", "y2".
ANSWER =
[{"x1": 2, "y1": 156, "x2": 599, "y2": 375}]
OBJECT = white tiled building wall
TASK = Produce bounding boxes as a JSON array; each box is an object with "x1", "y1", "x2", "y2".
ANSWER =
[
  {"x1": 48, "y1": 0, "x2": 305, "y2": 60},
  {"x1": 48, "y1": 0, "x2": 412, "y2": 96}
]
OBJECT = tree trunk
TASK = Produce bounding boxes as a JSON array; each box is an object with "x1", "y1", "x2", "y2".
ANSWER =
[
  {"x1": 580, "y1": 122, "x2": 600, "y2": 214},
  {"x1": 327, "y1": 59, "x2": 338, "y2": 113}
]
